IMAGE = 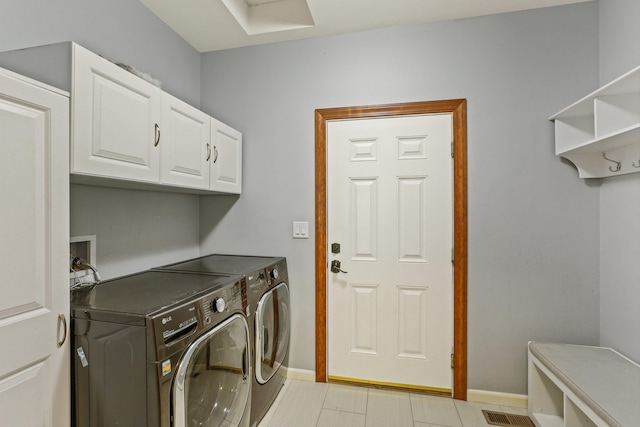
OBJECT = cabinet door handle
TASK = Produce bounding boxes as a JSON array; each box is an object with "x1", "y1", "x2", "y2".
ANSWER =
[
  {"x1": 206, "y1": 143, "x2": 211, "y2": 161},
  {"x1": 213, "y1": 146, "x2": 219, "y2": 163},
  {"x1": 154, "y1": 123, "x2": 161, "y2": 147},
  {"x1": 57, "y1": 313, "x2": 67, "y2": 347}
]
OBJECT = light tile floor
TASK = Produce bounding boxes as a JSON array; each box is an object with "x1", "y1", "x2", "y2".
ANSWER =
[{"x1": 257, "y1": 380, "x2": 528, "y2": 427}]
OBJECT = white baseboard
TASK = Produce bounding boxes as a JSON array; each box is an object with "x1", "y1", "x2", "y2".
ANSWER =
[
  {"x1": 467, "y1": 389, "x2": 528, "y2": 408},
  {"x1": 281, "y1": 367, "x2": 316, "y2": 382}
]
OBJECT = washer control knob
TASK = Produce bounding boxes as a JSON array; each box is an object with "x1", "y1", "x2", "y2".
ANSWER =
[
  {"x1": 270, "y1": 268, "x2": 279, "y2": 280},
  {"x1": 211, "y1": 297, "x2": 226, "y2": 313}
]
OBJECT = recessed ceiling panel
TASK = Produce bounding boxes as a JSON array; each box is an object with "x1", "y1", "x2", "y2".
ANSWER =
[
  {"x1": 138, "y1": 0, "x2": 593, "y2": 52},
  {"x1": 221, "y1": 0, "x2": 315, "y2": 35}
]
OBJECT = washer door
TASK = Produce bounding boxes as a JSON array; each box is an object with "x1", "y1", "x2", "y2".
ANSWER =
[
  {"x1": 255, "y1": 282, "x2": 290, "y2": 384},
  {"x1": 173, "y1": 313, "x2": 250, "y2": 427}
]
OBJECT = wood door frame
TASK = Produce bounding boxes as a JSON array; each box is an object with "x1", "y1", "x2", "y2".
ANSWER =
[{"x1": 314, "y1": 99, "x2": 468, "y2": 400}]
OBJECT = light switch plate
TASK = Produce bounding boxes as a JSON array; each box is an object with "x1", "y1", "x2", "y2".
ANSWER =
[{"x1": 292, "y1": 221, "x2": 309, "y2": 239}]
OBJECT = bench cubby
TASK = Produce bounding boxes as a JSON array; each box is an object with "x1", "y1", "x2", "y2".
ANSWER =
[{"x1": 527, "y1": 342, "x2": 640, "y2": 427}]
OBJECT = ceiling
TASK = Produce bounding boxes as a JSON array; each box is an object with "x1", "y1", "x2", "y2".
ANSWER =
[{"x1": 138, "y1": 0, "x2": 590, "y2": 53}]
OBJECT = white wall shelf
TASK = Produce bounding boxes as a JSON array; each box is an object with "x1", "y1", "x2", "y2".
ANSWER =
[{"x1": 550, "y1": 65, "x2": 640, "y2": 179}]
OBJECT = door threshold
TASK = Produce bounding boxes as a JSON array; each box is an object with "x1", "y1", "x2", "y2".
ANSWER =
[{"x1": 327, "y1": 375, "x2": 451, "y2": 397}]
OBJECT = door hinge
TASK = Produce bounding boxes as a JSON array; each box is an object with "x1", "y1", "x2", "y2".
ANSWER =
[
  {"x1": 451, "y1": 353, "x2": 454, "y2": 369},
  {"x1": 451, "y1": 248, "x2": 454, "y2": 265},
  {"x1": 451, "y1": 141, "x2": 454, "y2": 158}
]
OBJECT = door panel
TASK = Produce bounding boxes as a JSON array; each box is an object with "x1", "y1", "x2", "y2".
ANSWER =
[
  {"x1": 397, "y1": 286, "x2": 427, "y2": 359},
  {"x1": 327, "y1": 114, "x2": 453, "y2": 391},
  {"x1": 398, "y1": 176, "x2": 428, "y2": 262},
  {"x1": 349, "y1": 284, "x2": 377, "y2": 354},
  {"x1": 0, "y1": 362, "x2": 47, "y2": 426},
  {"x1": 350, "y1": 178, "x2": 378, "y2": 261},
  {"x1": 0, "y1": 69, "x2": 69, "y2": 426}
]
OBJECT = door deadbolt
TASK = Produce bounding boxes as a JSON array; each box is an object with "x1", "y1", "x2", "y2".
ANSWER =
[
  {"x1": 331, "y1": 243, "x2": 340, "y2": 254},
  {"x1": 330, "y1": 260, "x2": 348, "y2": 274}
]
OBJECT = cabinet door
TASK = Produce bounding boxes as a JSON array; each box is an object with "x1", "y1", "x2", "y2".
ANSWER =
[
  {"x1": 210, "y1": 118, "x2": 242, "y2": 194},
  {"x1": 72, "y1": 44, "x2": 161, "y2": 183},
  {"x1": 160, "y1": 93, "x2": 211, "y2": 189},
  {"x1": 0, "y1": 69, "x2": 69, "y2": 426}
]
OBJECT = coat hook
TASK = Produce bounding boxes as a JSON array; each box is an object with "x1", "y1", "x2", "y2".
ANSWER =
[
  {"x1": 602, "y1": 152, "x2": 621, "y2": 172},
  {"x1": 633, "y1": 160, "x2": 640, "y2": 168}
]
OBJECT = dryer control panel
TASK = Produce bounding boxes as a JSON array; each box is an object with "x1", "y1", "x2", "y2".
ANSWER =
[{"x1": 199, "y1": 280, "x2": 245, "y2": 328}]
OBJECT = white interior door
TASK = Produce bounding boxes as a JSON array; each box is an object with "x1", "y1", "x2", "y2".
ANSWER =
[
  {"x1": 0, "y1": 68, "x2": 70, "y2": 426},
  {"x1": 327, "y1": 114, "x2": 453, "y2": 391}
]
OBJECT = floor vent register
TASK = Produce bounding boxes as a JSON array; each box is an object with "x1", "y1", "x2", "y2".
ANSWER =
[{"x1": 481, "y1": 410, "x2": 535, "y2": 427}]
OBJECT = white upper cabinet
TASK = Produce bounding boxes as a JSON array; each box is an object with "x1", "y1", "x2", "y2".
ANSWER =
[
  {"x1": 0, "y1": 42, "x2": 242, "y2": 194},
  {"x1": 160, "y1": 92, "x2": 211, "y2": 190},
  {"x1": 550, "y1": 65, "x2": 640, "y2": 179},
  {"x1": 73, "y1": 44, "x2": 162, "y2": 183},
  {"x1": 211, "y1": 118, "x2": 242, "y2": 194}
]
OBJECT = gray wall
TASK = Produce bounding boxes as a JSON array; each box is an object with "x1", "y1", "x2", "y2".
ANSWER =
[
  {"x1": 2, "y1": 0, "x2": 633, "y2": 396},
  {"x1": 599, "y1": 0, "x2": 640, "y2": 83},
  {"x1": 200, "y1": 3, "x2": 601, "y2": 394},
  {"x1": 70, "y1": 186, "x2": 200, "y2": 279},
  {"x1": 599, "y1": 175, "x2": 640, "y2": 360},
  {"x1": 0, "y1": 0, "x2": 201, "y2": 105},
  {"x1": 0, "y1": 0, "x2": 204, "y2": 280},
  {"x1": 598, "y1": 0, "x2": 640, "y2": 362}
]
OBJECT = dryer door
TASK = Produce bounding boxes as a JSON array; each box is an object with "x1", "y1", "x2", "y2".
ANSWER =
[
  {"x1": 173, "y1": 313, "x2": 250, "y2": 427},
  {"x1": 255, "y1": 282, "x2": 290, "y2": 384}
]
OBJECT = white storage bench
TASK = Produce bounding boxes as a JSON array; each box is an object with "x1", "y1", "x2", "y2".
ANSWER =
[{"x1": 527, "y1": 342, "x2": 640, "y2": 427}]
